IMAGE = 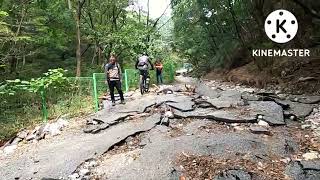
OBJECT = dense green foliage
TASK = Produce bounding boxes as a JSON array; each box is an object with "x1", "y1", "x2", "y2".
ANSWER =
[
  {"x1": 172, "y1": 0, "x2": 320, "y2": 75},
  {"x1": 0, "y1": 0, "x2": 175, "y2": 142},
  {"x1": 0, "y1": 69, "x2": 94, "y2": 142},
  {"x1": 2, "y1": 68, "x2": 68, "y2": 95},
  {"x1": 0, "y1": 0, "x2": 172, "y2": 81}
]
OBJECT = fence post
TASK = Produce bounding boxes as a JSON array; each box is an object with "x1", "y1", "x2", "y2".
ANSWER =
[
  {"x1": 92, "y1": 73, "x2": 99, "y2": 112},
  {"x1": 40, "y1": 86, "x2": 48, "y2": 122},
  {"x1": 124, "y1": 69, "x2": 129, "y2": 92}
]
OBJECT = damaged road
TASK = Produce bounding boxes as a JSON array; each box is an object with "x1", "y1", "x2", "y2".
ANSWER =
[
  {"x1": 0, "y1": 114, "x2": 161, "y2": 179},
  {"x1": 1, "y1": 78, "x2": 320, "y2": 180}
]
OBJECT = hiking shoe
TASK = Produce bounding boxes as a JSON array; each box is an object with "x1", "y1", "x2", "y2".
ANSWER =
[
  {"x1": 120, "y1": 100, "x2": 126, "y2": 105},
  {"x1": 112, "y1": 102, "x2": 116, "y2": 106}
]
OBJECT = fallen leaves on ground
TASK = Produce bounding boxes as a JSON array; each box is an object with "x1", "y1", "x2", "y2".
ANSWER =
[{"x1": 175, "y1": 153, "x2": 288, "y2": 180}]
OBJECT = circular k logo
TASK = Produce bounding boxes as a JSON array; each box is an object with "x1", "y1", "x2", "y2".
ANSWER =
[{"x1": 265, "y1": 9, "x2": 298, "y2": 44}]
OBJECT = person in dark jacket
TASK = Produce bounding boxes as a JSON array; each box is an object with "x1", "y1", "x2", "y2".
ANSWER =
[{"x1": 105, "y1": 55, "x2": 125, "y2": 106}]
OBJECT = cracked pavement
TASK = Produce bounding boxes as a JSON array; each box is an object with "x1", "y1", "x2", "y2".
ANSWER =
[{"x1": 1, "y1": 77, "x2": 320, "y2": 180}]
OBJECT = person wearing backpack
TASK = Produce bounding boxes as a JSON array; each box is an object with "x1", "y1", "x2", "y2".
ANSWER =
[{"x1": 105, "y1": 54, "x2": 125, "y2": 106}]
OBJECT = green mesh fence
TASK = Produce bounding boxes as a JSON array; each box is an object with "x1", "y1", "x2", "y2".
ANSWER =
[
  {"x1": 0, "y1": 62, "x2": 175, "y2": 141},
  {"x1": 45, "y1": 77, "x2": 95, "y2": 120},
  {"x1": 0, "y1": 91, "x2": 43, "y2": 141},
  {"x1": 92, "y1": 73, "x2": 106, "y2": 111},
  {"x1": 0, "y1": 77, "x2": 96, "y2": 142},
  {"x1": 92, "y1": 73, "x2": 127, "y2": 111},
  {"x1": 124, "y1": 69, "x2": 140, "y2": 92}
]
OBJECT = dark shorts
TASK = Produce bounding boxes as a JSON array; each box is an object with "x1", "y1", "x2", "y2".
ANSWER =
[{"x1": 139, "y1": 70, "x2": 149, "y2": 78}]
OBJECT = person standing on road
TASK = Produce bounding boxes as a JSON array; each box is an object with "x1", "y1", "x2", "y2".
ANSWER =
[
  {"x1": 105, "y1": 54, "x2": 125, "y2": 106},
  {"x1": 154, "y1": 59, "x2": 163, "y2": 85}
]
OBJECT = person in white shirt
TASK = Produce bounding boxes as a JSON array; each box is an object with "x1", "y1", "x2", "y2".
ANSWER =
[{"x1": 105, "y1": 55, "x2": 125, "y2": 106}]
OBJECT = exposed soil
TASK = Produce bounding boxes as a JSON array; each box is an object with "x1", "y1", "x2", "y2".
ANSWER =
[
  {"x1": 197, "y1": 121, "x2": 231, "y2": 133},
  {"x1": 205, "y1": 56, "x2": 320, "y2": 95}
]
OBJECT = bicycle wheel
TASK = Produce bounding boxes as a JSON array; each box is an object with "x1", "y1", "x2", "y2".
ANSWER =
[
  {"x1": 145, "y1": 80, "x2": 149, "y2": 93},
  {"x1": 140, "y1": 75, "x2": 144, "y2": 95}
]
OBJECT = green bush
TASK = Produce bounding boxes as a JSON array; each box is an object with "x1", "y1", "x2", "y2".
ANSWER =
[{"x1": 0, "y1": 69, "x2": 95, "y2": 142}]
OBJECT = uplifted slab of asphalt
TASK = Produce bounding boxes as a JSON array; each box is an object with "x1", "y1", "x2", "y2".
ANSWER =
[
  {"x1": 196, "y1": 85, "x2": 243, "y2": 109},
  {"x1": 0, "y1": 114, "x2": 161, "y2": 180},
  {"x1": 90, "y1": 94, "x2": 195, "y2": 132},
  {"x1": 289, "y1": 95, "x2": 320, "y2": 104},
  {"x1": 174, "y1": 101, "x2": 285, "y2": 125},
  {"x1": 116, "y1": 95, "x2": 157, "y2": 113},
  {"x1": 282, "y1": 100, "x2": 314, "y2": 119},
  {"x1": 101, "y1": 120, "x2": 298, "y2": 180},
  {"x1": 93, "y1": 112, "x2": 133, "y2": 124},
  {"x1": 206, "y1": 98, "x2": 240, "y2": 109},
  {"x1": 164, "y1": 94, "x2": 195, "y2": 112},
  {"x1": 248, "y1": 101, "x2": 285, "y2": 125},
  {"x1": 195, "y1": 82, "x2": 221, "y2": 99},
  {"x1": 173, "y1": 108, "x2": 257, "y2": 123}
]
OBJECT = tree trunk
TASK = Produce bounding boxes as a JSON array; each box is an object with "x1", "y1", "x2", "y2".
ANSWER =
[
  {"x1": 22, "y1": 44, "x2": 26, "y2": 67},
  {"x1": 228, "y1": 0, "x2": 244, "y2": 46},
  {"x1": 67, "y1": 0, "x2": 72, "y2": 10},
  {"x1": 76, "y1": 16, "x2": 81, "y2": 76},
  {"x1": 146, "y1": 0, "x2": 150, "y2": 26},
  {"x1": 75, "y1": 1, "x2": 82, "y2": 77},
  {"x1": 9, "y1": 55, "x2": 17, "y2": 74},
  {"x1": 98, "y1": 46, "x2": 102, "y2": 65},
  {"x1": 138, "y1": 8, "x2": 141, "y2": 23},
  {"x1": 22, "y1": 55, "x2": 26, "y2": 67},
  {"x1": 146, "y1": 0, "x2": 150, "y2": 47},
  {"x1": 91, "y1": 45, "x2": 97, "y2": 64}
]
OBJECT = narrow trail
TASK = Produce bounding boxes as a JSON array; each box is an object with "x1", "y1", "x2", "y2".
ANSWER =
[{"x1": 1, "y1": 76, "x2": 320, "y2": 180}]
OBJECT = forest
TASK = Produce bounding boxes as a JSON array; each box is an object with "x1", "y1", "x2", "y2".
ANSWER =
[
  {"x1": 1, "y1": 1, "x2": 320, "y2": 179},
  {"x1": 0, "y1": 0, "x2": 320, "y2": 151},
  {"x1": 0, "y1": 0, "x2": 175, "y2": 80},
  {"x1": 0, "y1": 0, "x2": 319, "y2": 81}
]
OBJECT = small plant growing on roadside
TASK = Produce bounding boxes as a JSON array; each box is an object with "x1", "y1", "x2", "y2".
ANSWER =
[{"x1": 1, "y1": 68, "x2": 68, "y2": 95}]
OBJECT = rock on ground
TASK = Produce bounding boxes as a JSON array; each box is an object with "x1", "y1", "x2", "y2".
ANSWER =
[
  {"x1": 214, "y1": 169, "x2": 252, "y2": 180},
  {"x1": 286, "y1": 160, "x2": 320, "y2": 180},
  {"x1": 249, "y1": 125, "x2": 271, "y2": 135}
]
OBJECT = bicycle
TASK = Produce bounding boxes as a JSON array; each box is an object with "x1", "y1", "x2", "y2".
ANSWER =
[{"x1": 139, "y1": 70, "x2": 151, "y2": 95}]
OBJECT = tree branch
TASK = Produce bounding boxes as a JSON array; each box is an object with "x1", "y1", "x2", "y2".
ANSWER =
[
  {"x1": 292, "y1": 0, "x2": 320, "y2": 19},
  {"x1": 152, "y1": 1, "x2": 172, "y2": 28}
]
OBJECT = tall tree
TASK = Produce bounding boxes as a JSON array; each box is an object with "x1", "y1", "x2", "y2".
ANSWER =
[{"x1": 74, "y1": 0, "x2": 85, "y2": 77}]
